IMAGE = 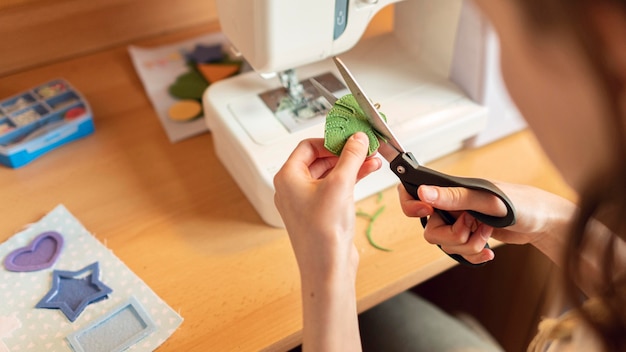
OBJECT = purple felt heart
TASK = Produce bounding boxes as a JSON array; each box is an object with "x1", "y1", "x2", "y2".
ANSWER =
[{"x1": 4, "y1": 231, "x2": 64, "y2": 272}]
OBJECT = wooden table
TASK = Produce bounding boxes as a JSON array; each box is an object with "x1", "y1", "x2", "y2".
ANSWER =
[{"x1": 0, "y1": 24, "x2": 573, "y2": 351}]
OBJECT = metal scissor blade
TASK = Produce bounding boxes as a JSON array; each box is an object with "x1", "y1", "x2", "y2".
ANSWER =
[
  {"x1": 332, "y1": 56, "x2": 406, "y2": 155},
  {"x1": 312, "y1": 75, "x2": 399, "y2": 163},
  {"x1": 310, "y1": 78, "x2": 338, "y2": 105}
]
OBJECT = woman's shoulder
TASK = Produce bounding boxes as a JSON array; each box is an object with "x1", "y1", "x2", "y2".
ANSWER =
[
  {"x1": 546, "y1": 324, "x2": 603, "y2": 352},
  {"x1": 547, "y1": 316, "x2": 603, "y2": 352},
  {"x1": 532, "y1": 302, "x2": 606, "y2": 352}
]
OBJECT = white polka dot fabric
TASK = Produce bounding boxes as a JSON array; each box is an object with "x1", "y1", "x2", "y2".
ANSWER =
[{"x1": 0, "y1": 205, "x2": 183, "y2": 351}]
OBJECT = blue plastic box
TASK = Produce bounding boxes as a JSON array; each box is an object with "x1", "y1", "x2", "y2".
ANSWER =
[{"x1": 0, "y1": 79, "x2": 94, "y2": 168}]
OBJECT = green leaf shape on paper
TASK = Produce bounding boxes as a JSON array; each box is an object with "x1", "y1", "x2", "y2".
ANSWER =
[
  {"x1": 168, "y1": 69, "x2": 209, "y2": 100},
  {"x1": 324, "y1": 94, "x2": 386, "y2": 156}
]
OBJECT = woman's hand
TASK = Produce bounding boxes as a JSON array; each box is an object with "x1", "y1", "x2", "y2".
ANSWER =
[
  {"x1": 398, "y1": 183, "x2": 577, "y2": 265},
  {"x1": 274, "y1": 133, "x2": 381, "y2": 352},
  {"x1": 274, "y1": 133, "x2": 381, "y2": 278}
]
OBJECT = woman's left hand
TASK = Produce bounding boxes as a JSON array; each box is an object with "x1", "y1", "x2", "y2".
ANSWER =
[
  {"x1": 273, "y1": 133, "x2": 382, "y2": 281},
  {"x1": 274, "y1": 133, "x2": 382, "y2": 351}
]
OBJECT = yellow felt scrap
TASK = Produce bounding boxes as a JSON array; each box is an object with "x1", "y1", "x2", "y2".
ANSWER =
[{"x1": 196, "y1": 63, "x2": 240, "y2": 83}]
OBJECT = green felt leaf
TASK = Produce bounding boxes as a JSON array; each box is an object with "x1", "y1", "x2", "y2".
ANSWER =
[
  {"x1": 168, "y1": 70, "x2": 209, "y2": 100},
  {"x1": 324, "y1": 94, "x2": 386, "y2": 156}
]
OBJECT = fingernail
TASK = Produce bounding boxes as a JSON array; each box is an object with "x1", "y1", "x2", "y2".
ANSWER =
[
  {"x1": 479, "y1": 225, "x2": 492, "y2": 241},
  {"x1": 420, "y1": 186, "x2": 438, "y2": 203},
  {"x1": 464, "y1": 213, "x2": 474, "y2": 228},
  {"x1": 415, "y1": 207, "x2": 430, "y2": 218},
  {"x1": 351, "y1": 132, "x2": 369, "y2": 146},
  {"x1": 483, "y1": 249, "x2": 495, "y2": 262}
]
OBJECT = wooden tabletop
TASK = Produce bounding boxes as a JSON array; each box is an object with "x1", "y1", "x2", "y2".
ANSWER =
[{"x1": 0, "y1": 24, "x2": 574, "y2": 351}]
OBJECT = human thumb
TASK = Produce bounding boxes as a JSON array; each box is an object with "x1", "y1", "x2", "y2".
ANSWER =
[{"x1": 334, "y1": 132, "x2": 370, "y2": 179}]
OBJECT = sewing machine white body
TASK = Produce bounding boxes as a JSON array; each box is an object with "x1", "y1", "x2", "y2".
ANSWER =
[{"x1": 204, "y1": 0, "x2": 525, "y2": 227}]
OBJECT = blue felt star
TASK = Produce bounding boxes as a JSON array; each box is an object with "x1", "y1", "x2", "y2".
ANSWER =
[{"x1": 36, "y1": 262, "x2": 113, "y2": 322}]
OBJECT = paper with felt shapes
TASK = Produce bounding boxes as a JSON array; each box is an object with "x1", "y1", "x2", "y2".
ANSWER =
[
  {"x1": 0, "y1": 205, "x2": 182, "y2": 351},
  {"x1": 128, "y1": 32, "x2": 247, "y2": 143}
]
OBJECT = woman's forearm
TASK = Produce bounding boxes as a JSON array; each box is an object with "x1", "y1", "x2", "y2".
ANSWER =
[
  {"x1": 300, "y1": 264, "x2": 362, "y2": 352},
  {"x1": 531, "y1": 198, "x2": 626, "y2": 296}
]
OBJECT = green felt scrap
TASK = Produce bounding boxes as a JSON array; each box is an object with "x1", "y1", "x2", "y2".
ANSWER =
[
  {"x1": 324, "y1": 94, "x2": 386, "y2": 156},
  {"x1": 168, "y1": 69, "x2": 208, "y2": 100},
  {"x1": 356, "y1": 205, "x2": 391, "y2": 252}
]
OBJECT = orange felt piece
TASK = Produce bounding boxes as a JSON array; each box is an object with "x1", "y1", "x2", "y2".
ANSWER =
[{"x1": 197, "y1": 63, "x2": 240, "y2": 83}]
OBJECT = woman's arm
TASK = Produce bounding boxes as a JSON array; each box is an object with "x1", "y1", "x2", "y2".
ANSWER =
[
  {"x1": 273, "y1": 133, "x2": 381, "y2": 351},
  {"x1": 299, "y1": 248, "x2": 361, "y2": 352},
  {"x1": 399, "y1": 183, "x2": 626, "y2": 296}
]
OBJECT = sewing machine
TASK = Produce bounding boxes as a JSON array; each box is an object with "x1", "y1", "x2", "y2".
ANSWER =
[{"x1": 203, "y1": 0, "x2": 525, "y2": 227}]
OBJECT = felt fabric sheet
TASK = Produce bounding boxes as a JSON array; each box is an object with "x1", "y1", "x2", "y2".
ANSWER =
[
  {"x1": 324, "y1": 94, "x2": 386, "y2": 156},
  {"x1": 66, "y1": 297, "x2": 157, "y2": 352},
  {"x1": 0, "y1": 205, "x2": 182, "y2": 351}
]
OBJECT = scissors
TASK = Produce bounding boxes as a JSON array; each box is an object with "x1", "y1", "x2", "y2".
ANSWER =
[{"x1": 312, "y1": 56, "x2": 516, "y2": 266}]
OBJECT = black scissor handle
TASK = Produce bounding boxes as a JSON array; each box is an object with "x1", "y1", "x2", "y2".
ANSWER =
[{"x1": 391, "y1": 152, "x2": 516, "y2": 266}]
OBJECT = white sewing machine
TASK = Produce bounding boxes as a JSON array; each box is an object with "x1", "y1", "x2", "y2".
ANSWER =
[{"x1": 203, "y1": 0, "x2": 525, "y2": 227}]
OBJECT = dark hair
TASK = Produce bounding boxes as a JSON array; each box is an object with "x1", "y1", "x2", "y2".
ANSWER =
[{"x1": 515, "y1": 0, "x2": 626, "y2": 351}]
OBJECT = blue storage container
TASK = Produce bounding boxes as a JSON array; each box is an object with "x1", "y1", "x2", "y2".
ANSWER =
[{"x1": 0, "y1": 79, "x2": 94, "y2": 168}]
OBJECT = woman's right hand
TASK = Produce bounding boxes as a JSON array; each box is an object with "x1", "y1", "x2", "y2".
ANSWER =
[{"x1": 398, "y1": 182, "x2": 577, "y2": 264}]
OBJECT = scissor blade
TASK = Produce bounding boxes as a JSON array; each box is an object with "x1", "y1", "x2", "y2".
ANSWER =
[
  {"x1": 332, "y1": 57, "x2": 406, "y2": 156},
  {"x1": 312, "y1": 75, "x2": 400, "y2": 162},
  {"x1": 310, "y1": 78, "x2": 338, "y2": 105}
]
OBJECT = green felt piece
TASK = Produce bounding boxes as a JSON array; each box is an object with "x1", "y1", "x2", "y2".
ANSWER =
[
  {"x1": 168, "y1": 69, "x2": 208, "y2": 100},
  {"x1": 357, "y1": 205, "x2": 391, "y2": 252},
  {"x1": 324, "y1": 94, "x2": 386, "y2": 156}
]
